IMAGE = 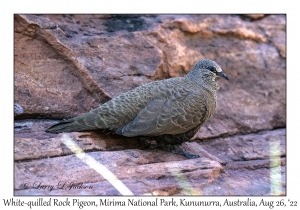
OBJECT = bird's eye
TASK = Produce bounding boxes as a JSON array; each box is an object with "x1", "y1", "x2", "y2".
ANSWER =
[{"x1": 208, "y1": 66, "x2": 217, "y2": 73}]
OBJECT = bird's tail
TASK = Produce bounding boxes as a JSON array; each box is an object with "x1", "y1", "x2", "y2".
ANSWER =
[{"x1": 45, "y1": 118, "x2": 93, "y2": 134}]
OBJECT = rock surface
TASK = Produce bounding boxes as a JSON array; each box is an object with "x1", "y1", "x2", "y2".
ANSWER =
[
  {"x1": 14, "y1": 14, "x2": 286, "y2": 195},
  {"x1": 14, "y1": 121, "x2": 285, "y2": 195}
]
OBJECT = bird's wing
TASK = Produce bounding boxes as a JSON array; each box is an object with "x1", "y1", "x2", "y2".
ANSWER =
[
  {"x1": 115, "y1": 79, "x2": 210, "y2": 137},
  {"x1": 46, "y1": 81, "x2": 158, "y2": 133}
]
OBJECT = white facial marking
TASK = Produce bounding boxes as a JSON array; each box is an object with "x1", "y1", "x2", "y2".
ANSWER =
[{"x1": 216, "y1": 67, "x2": 222, "y2": 73}]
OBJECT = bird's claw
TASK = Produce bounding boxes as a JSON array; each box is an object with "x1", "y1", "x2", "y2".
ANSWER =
[{"x1": 161, "y1": 145, "x2": 200, "y2": 159}]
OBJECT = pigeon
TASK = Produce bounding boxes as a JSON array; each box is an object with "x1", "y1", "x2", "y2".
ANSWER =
[{"x1": 46, "y1": 59, "x2": 229, "y2": 158}]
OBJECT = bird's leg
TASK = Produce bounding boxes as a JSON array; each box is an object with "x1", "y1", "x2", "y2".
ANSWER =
[
  {"x1": 140, "y1": 137, "x2": 158, "y2": 149},
  {"x1": 160, "y1": 144, "x2": 199, "y2": 159}
]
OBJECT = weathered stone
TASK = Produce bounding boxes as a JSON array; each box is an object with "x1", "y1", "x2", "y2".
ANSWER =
[
  {"x1": 14, "y1": 14, "x2": 286, "y2": 195},
  {"x1": 14, "y1": 152, "x2": 222, "y2": 193},
  {"x1": 15, "y1": 161, "x2": 286, "y2": 196},
  {"x1": 196, "y1": 128, "x2": 286, "y2": 164},
  {"x1": 14, "y1": 15, "x2": 104, "y2": 119},
  {"x1": 14, "y1": 121, "x2": 285, "y2": 195}
]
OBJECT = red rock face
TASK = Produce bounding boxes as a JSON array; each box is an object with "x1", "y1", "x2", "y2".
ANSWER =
[{"x1": 14, "y1": 14, "x2": 286, "y2": 195}]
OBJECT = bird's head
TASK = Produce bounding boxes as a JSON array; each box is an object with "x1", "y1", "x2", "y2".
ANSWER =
[
  {"x1": 194, "y1": 59, "x2": 229, "y2": 80},
  {"x1": 186, "y1": 59, "x2": 229, "y2": 91}
]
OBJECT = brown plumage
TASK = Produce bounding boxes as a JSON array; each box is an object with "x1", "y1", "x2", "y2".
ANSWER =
[{"x1": 46, "y1": 59, "x2": 228, "y2": 158}]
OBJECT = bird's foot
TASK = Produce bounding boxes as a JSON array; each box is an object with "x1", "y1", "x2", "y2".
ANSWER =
[
  {"x1": 161, "y1": 145, "x2": 199, "y2": 159},
  {"x1": 140, "y1": 138, "x2": 199, "y2": 159}
]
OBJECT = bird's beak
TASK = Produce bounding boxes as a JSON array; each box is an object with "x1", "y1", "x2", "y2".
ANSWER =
[{"x1": 217, "y1": 71, "x2": 229, "y2": 80}]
